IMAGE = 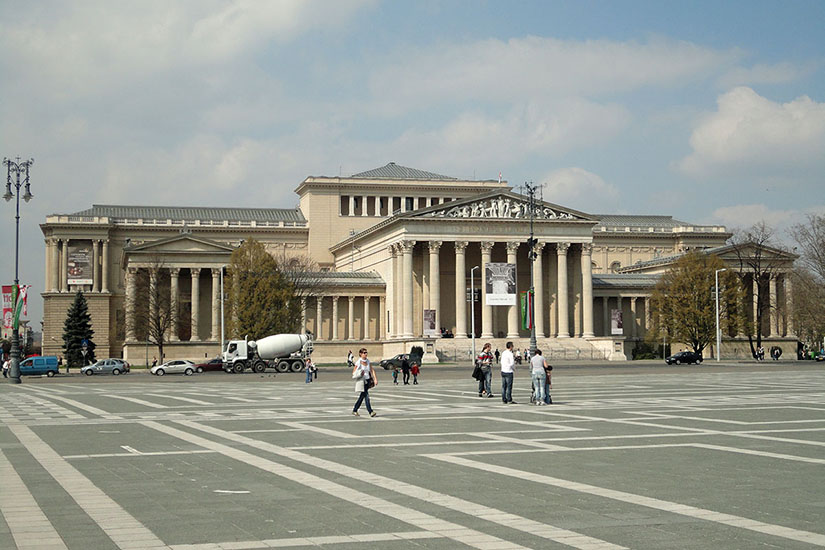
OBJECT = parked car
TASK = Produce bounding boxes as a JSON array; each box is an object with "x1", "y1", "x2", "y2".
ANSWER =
[
  {"x1": 193, "y1": 357, "x2": 225, "y2": 373},
  {"x1": 665, "y1": 351, "x2": 703, "y2": 365},
  {"x1": 151, "y1": 359, "x2": 196, "y2": 376},
  {"x1": 18, "y1": 356, "x2": 59, "y2": 377},
  {"x1": 81, "y1": 358, "x2": 130, "y2": 376},
  {"x1": 380, "y1": 353, "x2": 409, "y2": 370}
]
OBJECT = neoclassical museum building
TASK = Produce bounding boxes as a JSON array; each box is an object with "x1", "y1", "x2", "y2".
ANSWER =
[{"x1": 40, "y1": 163, "x2": 797, "y2": 363}]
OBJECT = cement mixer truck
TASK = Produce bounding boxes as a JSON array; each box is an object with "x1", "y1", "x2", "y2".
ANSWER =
[{"x1": 222, "y1": 333, "x2": 312, "y2": 374}]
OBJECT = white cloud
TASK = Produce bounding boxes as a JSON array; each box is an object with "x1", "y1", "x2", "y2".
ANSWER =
[
  {"x1": 709, "y1": 203, "x2": 799, "y2": 232},
  {"x1": 677, "y1": 87, "x2": 825, "y2": 178},
  {"x1": 541, "y1": 167, "x2": 620, "y2": 214},
  {"x1": 717, "y1": 62, "x2": 812, "y2": 88}
]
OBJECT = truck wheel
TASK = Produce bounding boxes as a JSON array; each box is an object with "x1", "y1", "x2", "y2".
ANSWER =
[
  {"x1": 47, "y1": 371, "x2": 56, "y2": 377},
  {"x1": 277, "y1": 360, "x2": 290, "y2": 373},
  {"x1": 290, "y1": 360, "x2": 305, "y2": 372},
  {"x1": 253, "y1": 361, "x2": 266, "y2": 373},
  {"x1": 233, "y1": 363, "x2": 245, "y2": 374}
]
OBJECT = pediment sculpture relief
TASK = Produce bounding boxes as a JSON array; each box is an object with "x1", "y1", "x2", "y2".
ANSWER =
[{"x1": 430, "y1": 197, "x2": 578, "y2": 220}]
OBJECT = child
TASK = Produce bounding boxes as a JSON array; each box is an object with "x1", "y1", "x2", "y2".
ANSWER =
[
  {"x1": 544, "y1": 364, "x2": 554, "y2": 405},
  {"x1": 392, "y1": 366, "x2": 399, "y2": 385},
  {"x1": 305, "y1": 358, "x2": 314, "y2": 383},
  {"x1": 411, "y1": 363, "x2": 420, "y2": 385}
]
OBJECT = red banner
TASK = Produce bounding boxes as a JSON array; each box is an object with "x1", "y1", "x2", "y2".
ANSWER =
[{"x1": 2, "y1": 285, "x2": 13, "y2": 329}]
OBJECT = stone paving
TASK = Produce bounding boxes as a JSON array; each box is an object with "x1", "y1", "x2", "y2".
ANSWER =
[{"x1": 1, "y1": 364, "x2": 825, "y2": 549}]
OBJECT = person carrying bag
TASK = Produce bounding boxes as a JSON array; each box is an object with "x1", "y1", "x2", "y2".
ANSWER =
[{"x1": 352, "y1": 348, "x2": 378, "y2": 417}]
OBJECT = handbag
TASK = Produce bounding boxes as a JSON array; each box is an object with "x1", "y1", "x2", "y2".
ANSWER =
[
  {"x1": 472, "y1": 363, "x2": 482, "y2": 380},
  {"x1": 365, "y1": 377, "x2": 375, "y2": 389}
]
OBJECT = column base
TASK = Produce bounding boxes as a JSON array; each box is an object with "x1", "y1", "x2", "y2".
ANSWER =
[
  {"x1": 506, "y1": 332, "x2": 519, "y2": 338},
  {"x1": 582, "y1": 332, "x2": 595, "y2": 338},
  {"x1": 557, "y1": 334, "x2": 570, "y2": 339},
  {"x1": 481, "y1": 333, "x2": 494, "y2": 338}
]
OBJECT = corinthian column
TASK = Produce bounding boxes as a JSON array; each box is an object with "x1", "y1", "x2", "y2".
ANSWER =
[
  {"x1": 125, "y1": 267, "x2": 137, "y2": 342},
  {"x1": 454, "y1": 241, "x2": 468, "y2": 338},
  {"x1": 348, "y1": 296, "x2": 356, "y2": 340},
  {"x1": 101, "y1": 239, "x2": 110, "y2": 292},
  {"x1": 169, "y1": 268, "x2": 180, "y2": 341},
  {"x1": 92, "y1": 240, "x2": 101, "y2": 292},
  {"x1": 390, "y1": 244, "x2": 399, "y2": 338},
  {"x1": 316, "y1": 297, "x2": 324, "y2": 341},
  {"x1": 401, "y1": 240, "x2": 415, "y2": 338},
  {"x1": 785, "y1": 274, "x2": 795, "y2": 337},
  {"x1": 363, "y1": 296, "x2": 371, "y2": 339},
  {"x1": 581, "y1": 243, "x2": 595, "y2": 338},
  {"x1": 506, "y1": 241, "x2": 520, "y2": 338},
  {"x1": 332, "y1": 296, "x2": 339, "y2": 340},
  {"x1": 429, "y1": 241, "x2": 442, "y2": 336},
  {"x1": 211, "y1": 268, "x2": 221, "y2": 340},
  {"x1": 533, "y1": 241, "x2": 545, "y2": 338},
  {"x1": 61, "y1": 239, "x2": 69, "y2": 292},
  {"x1": 49, "y1": 238, "x2": 59, "y2": 292},
  {"x1": 480, "y1": 241, "x2": 495, "y2": 338},
  {"x1": 557, "y1": 242, "x2": 570, "y2": 338},
  {"x1": 769, "y1": 275, "x2": 778, "y2": 337},
  {"x1": 191, "y1": 268, "x2": 201, "y2": 341}
]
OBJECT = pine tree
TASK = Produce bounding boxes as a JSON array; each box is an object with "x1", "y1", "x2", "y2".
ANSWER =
[{"x1": 63, "y1": 291, "x2": 97, "y2": 367}]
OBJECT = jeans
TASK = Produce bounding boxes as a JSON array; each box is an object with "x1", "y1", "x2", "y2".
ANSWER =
[
  {"x1": 501, "y1": 372, "x2": 513, "y2": 403},
  {"x1": 478, "y1": 368, "x2": 492, "y2": 395},
  {"x1": 353, "y1": 388, "x2": 373, "y2": 414},
  {"x1": 531, "y1": 371, "x2": 546, "y2": 403},
  {"x1": 305, "y1": 368, "x2": 312, "y2": 383}
]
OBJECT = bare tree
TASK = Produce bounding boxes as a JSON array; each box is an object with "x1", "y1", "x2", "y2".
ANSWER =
[
  {"x1": 728, "y1": 222, "x2": 789, "y2": 357},
  {"x1": 127, "y1": 257, "x2": 176, "y2": 361},
  {"x1": 790, "y1": 214, "x2": 825, "y2": 349},
  {"x1": 272, "y1": 250, "x2": 326, "y2": 336}
]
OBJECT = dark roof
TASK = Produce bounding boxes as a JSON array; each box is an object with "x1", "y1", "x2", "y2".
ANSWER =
[
  {"x1": 595, "y1": 214, "x2": 690, "y2": 228},
  {"x1": 70, "y1": 205, "x2": 306, "y2": 223},
  {"x1": 350, "y1": 163, "x2": 457, "y2": 181},
  {"x1": 593, "y1": 274, "x2": 661, "y2": 288},
  {"x1": 307, "y1": 271, "x2": 385, "y2": 287}
]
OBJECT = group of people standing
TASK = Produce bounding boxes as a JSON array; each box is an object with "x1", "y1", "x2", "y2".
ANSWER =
[{"x1": 475, "y1": 342, "x2": 553, "y2": 405}]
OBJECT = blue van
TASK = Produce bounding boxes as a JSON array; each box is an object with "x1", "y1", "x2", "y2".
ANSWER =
[{"x1": 18, "y1": 356, "x2": 59, "y2": 377}]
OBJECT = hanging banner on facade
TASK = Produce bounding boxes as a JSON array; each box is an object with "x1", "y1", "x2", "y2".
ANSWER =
[
  {"x1": 520, "y1": 290, "x2": 533, "y2": 330},
  {"x1": 68, "y1": 244, "x2": 93, "y2": 285},
  {"x1": 485, "y1": 262, "x2": 516, "y2": 305},
  {"x1": 2, "y1": 285, "x2": 13, "y2": 329},
  {"x1": 611, "y1": 308, "x2": 624, "y2": 335},
  {"x1": 423, "y1": 309, "x2": 437, "y2": 337}
]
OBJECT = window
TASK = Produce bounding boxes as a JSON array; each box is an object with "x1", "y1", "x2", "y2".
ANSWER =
[
  {"x1": 340, "y1": 196, "x2": 350, "y2": 216},
  {"x1": 405, "y1": 197, "x2": 414, "y2": 211}
]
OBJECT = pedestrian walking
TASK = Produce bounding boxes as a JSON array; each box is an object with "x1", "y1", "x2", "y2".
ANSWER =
[
  {"x1": 544, "y1": 364, "x2": 553, "y2": 405},
  {"x1": 2, "y1": 357, "x2": 9, "y2": 378},
  {"x1": 305, "y1": 357, "x2": 315, "y2": 383},
  {"x1": 347, "y1": 350, "x2": 355, "y2": 368},
  {"x1": 401, "y1": 356, "x2": 411, "y2": 385},
  {"x1": 411, "y1": 362, "x2": 420, "y2": 384},
  {"x1": 392, "y1": 366, "x2": 399, "y2": 385},
  {"x1": 477, "y1": 343, "x2": 494, "y2": 397},
  {"x1": 352, "y1": 348, "x2": 378, "y2": 417},
  {"x1": 494, "y1": 348, "x2": 500, "y2": 363},
  {"x1": 530, "y1": 349, "x2": 549, "y2": 406},
  {"x1": 500, "y1": 342, "x2": 516, "y2": 404}
]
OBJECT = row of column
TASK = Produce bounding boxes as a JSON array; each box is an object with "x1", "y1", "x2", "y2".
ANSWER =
[
  {"x1": 388, "y1": 239, "x2": 594, "y2": 339},
  {"x1": 125, "y1": 266, "x2": 221, "y2": 342},
  {"x1": 308, "y1": 295, "x2": 384, "y2": 341},
  {"x1": 342, "y1": 195, "x2": 457, "y2": 217},
  {"x1": 599, "y1": 296, "x2": 650, "y2": 338},
  {"x1": 45, "y1": 238, "x2": 110, "y2": 293}
]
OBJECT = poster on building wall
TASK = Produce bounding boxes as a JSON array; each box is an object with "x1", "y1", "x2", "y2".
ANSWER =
[
  {"x1": 68, "y1": 244, "x2": 93, "y2": 285},
  {"x1": 611, "y1": 309, "x2": 624, "y2": 335},
  {"x1": 423, "y1": 309, "x2": 437, "y2": 337},
  {"x1": 485, "y1": 262, "x2": 516, "y2": 305}
]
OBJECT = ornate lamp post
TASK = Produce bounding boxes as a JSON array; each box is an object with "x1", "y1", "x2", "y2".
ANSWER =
[
  {"x1": 524, "y1": 181, "x2": 539, "y2": 356},
  {"x1": 3, "y1": 157, "x2": 34, "y2": 385}
]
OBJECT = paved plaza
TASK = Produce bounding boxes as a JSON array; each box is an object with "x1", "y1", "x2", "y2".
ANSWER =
[{"x1": 1, "y1": 364, "x2": 825, "y2": 549}]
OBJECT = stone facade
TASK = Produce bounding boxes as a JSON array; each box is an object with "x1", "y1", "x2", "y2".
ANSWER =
[{"x1": 40, "y1": 163, "x2": 796, "y2": 363}]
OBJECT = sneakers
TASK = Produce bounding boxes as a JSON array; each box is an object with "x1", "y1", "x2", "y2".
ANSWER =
[
  {"x1": 352, "y1": 411, "x2": 360, "y2": 416},
  {"x1": 487, "y1": 394, "x2": 494, "y2": 398},
  {"x1": 370, "y1": 411, "x2": 378, "y2": 417}
]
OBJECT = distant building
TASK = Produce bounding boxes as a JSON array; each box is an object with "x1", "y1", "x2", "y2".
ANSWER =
[{"x1": 40, "y1": 163, "x2": 796, "y2": 362}]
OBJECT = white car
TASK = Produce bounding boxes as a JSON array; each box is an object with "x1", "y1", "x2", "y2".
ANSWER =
[{"x1": 151, "y1": 359, "x2": 196, "y2": 376}]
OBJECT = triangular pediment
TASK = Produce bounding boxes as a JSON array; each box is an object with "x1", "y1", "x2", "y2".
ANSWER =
[
  {"x1": 126, "y1": 233, "x2": 235, "y2": 254},
  {"x1": 413, "y1": 191, "x2": 596, "y2": 221}
]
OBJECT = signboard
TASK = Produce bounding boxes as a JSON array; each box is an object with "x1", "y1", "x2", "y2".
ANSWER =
[
  {"x1": 611, "y1": 308, "x2": 624, "y2": 335},
  {"x1": 68, "y1": 244, "x2": 93, "y2": 285},
  {"x1": 485, "y1": 262, "x2": 516, "y2": 306},
  {"x1": 423, "y1": 309, "x2": 437, "y2": 337}
]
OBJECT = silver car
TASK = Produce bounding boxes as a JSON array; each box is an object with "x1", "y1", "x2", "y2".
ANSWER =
[
  {"x1": 81, "y1": 358, "x2": 131, "y2": 376},
  {"x1": 151, "y1": 359, "x2": 196, "y2": 376}
]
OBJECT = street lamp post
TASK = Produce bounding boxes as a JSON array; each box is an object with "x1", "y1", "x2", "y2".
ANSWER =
[
  {"x1": 715, "y1": 268, "x2": 727, "y2": 362},
  {"x1": 470, "y1": 266, "x2": 479, "y2": 364},
  {"x1": 523, "y1": 182, "x2": 539, "y2": 356},
  {"x1": 3, "y1": 157, "x2": 34, "y2": 385}
]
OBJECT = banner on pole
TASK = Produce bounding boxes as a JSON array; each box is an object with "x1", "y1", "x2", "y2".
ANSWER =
[
  {"x1": 485, "y1": 262, "x2": 516, "y2": 305},
  {"x1": 2, "y1": 285, "x2": 12, "y2": 329},
  {"x1": 520, "y1": 290, "x2": 533, "y2": 330},
  {"x1": 611, "y1": 308, "x2": 624, "y2": 335},
  {"x1": 3, "y1": 284, "x2": 30, "y2": 330}
]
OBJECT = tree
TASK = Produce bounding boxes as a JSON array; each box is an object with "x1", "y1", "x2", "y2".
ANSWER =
[
  {"x1": 127, "y1": 258, "x2": 176, "y2": 362},
  {"x1": 790, "y1": 214, "x2": 825, "y2": 348},
  {"x1": 729, "y1": 222, "x2": 789, "y2": 357},
  {"x1": 648, "y1": 252, "x2": 742, "y2": 355},
  {"x1": 62, "y1": 291, "x2": 96, "y2": 367},
  {"x1": 227, "y1": 238, "x2": 301, "y2": 338}
]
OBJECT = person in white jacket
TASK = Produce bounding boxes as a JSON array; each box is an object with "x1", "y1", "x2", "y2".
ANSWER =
[{"x1": 352, "y1": 348, "x2": 378, "y2": 417}]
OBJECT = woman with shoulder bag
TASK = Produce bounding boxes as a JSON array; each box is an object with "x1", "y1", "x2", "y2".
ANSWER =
[{"x1": 352, "y1": 348, "x2": 378, "y2": 417}]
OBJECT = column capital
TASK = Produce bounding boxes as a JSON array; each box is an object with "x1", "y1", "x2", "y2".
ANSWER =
[
  {"x1": 127, "y1": 266, "x2": 138, "y2": 275},
  {"x1": 506, "y1": 241, "x2": 520, "y2": 254},
  {"x1": 428, "y1": 240, "x2": 443, "y2": 253},
  {"x1": 211, "y1": 267, "x2": 221, "y2": 278},
  {"x1": 557, "y1": 242, "x2": 570, "y2": 255},
  {"x1": 480, "y1": 241, "x2": 495, "y2": 253},
  {"x1": 348, "y1": 295, "x2": 356, "y2": 303},
  {"x1": 191, "y1": 267, "x2": 201, "y2": 277},
  {"x1": 399, "y1": 240, "x2": 415, "y2": 252},
  {"x1": 389, "y1": 244, "x2": 398, "y2": 256},
  {"x1": 581, "y1": 242, "x2": 593, "y2": 255},
  {"x1": 532, "y1": 241, "x2": 545, "y2": 254},
  {"x1": 168, "y1": 267, "x2": 181, "y2": 277},
  {"x1": 454, "y1": 240, "x2": 469, "y2": 252}
]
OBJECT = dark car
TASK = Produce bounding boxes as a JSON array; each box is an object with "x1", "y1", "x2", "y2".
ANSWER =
[
  {"x1": 193, "y1": 357, "x2": 225, "y2": 373},
  {"x1": 380, "y1": 354, "x2": 409, "y2": 370},
  {"x1": 665, "y1": 351, "x2": 703, "y2": 365}
]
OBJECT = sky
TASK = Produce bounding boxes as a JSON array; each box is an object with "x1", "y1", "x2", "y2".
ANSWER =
[{"x1": 1, "y1": 0, "x2": 824, "y2": 328}]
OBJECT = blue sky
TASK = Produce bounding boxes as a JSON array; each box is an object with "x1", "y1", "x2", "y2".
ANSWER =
[{"x1": 2, "y1": 0, "x2": 824, "y2": 325}]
